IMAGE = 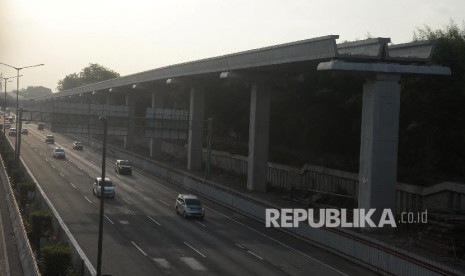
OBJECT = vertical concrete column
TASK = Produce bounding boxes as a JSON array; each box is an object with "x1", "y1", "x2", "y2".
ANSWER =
[
  {"x1": 247, "y1": 83, "x2": 271, "y2": 192},
  {"x1": 358, "y1": 74, "x2": 401, "y2": 214},
  {"x1": 150, "y1": 91, "x2": 164, "y2": 158},
  {"x1": 187, "y1": 87, "x2": 205, "y2": 171},
  {"x1": 125, "y1": 93, "x2": 136, "y2": 151}
]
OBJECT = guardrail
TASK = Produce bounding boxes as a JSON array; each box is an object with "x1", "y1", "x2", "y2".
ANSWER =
[
  {"x1": 0, "y1": 155, "x2": 40, "y2": 275},
  {"x1": 197, "y1": 145, "x2": 465, "y2": 213}
]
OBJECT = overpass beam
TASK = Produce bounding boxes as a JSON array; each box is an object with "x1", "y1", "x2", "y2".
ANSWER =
[
  {"x1": 187, "y1": 87, "x2": 205, "y2": 171},
  {"x1": 247, "y1": 82, "x2": 271, "y2": 192},
  {"x1": 358, "y1": 74, "x2": 400, "y2": 213}
]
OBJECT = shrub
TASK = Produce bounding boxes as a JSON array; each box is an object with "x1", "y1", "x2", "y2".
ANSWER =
[
  {"x1": 41, "y1": 244, "x2": 72, "y2": 276},
  {"x1": 30, "y1": 209, "x2": 53, "y2": 242},
  {"x1": 19, "y1": 181, "x2": 36, "y2": 204}
]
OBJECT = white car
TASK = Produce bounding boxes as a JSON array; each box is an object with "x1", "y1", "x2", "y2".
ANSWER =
[
  {"x1": 93, "y1": 177, "x2": 115, "y2": 198},
  {"x1": 52, "y1": 147, "x2": 65, "y2": 159}
]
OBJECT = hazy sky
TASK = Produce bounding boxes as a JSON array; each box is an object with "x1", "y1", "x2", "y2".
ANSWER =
[{"x1": 1, "y1": 0, "x2": 464, "y2": 92}]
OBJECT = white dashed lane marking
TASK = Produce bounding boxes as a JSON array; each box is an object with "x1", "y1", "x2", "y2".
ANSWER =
[
  {"x1": 131, "y1": 241, "x2": 147, "y2": 257},
  {"x1": 104, "y1": 215, "x2": 114, "y2": 225},
  {"x1": 147, "y1": 215, "x2": 161, "y2": 226},
  {"x1": 83, "y1": 196, "x2": 93, "y2": 204},
  {"x1": 184, "y1": 242, "x2": 206, "y2": 258},
  {"x1": 158, "y1": 199, "x2": 170, "y2": 207}
]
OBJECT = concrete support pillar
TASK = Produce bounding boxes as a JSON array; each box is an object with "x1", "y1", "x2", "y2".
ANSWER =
[
  {"x1": 125, "y1": 93, "x2": 136, "y2": 151},
  {"x1": 150, "y1": 91, "x2": 164, "y2": 158},
  {"x1": 187, "y1": 87, "x2": 204, "y2": 171},
  {"x1": 358, "y1": 74, "x2": 400, "y2": 214},
  {"x1": 247, "y1": 83, "x2": 271, "y2": 192}
]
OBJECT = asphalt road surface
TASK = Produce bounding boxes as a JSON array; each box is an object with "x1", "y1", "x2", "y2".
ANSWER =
[{"x1": 11, "y1": 124, "x2": 377, "y2": 276}]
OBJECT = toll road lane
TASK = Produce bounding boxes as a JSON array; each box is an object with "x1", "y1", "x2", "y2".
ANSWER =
[{"x1": 15, "y1": 126, "x2": 376, "y2": 276}]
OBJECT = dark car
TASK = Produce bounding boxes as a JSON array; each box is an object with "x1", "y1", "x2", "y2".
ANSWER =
[
  {"x1": 115, "y1": 159, "x2": 132, "y2": 175},
  {"x1": 73, "y1": 141, "x2": 83, "y2": 150},
  {"x1": 8, "y1": 128, "x2": 17, "y2": 137},
  {"x1": 21, "y1": 128, "x2": 28, "y2": 135}
]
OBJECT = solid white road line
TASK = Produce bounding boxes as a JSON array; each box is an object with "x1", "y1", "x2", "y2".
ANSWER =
[
  {"x1": 131, "y1": 241, "x2": 148, "y2": 257},
  {"x1": 184, "y1": 242, "x2": 206, "y2": 258}
]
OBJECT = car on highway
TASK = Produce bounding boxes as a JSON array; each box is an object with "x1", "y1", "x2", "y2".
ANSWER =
[
  {"x1": 115, "y1": 159, "x2": 132, "y2": 175},
  {"x1": 5, "y1": 122, "x2": 11, "y2": 129},
  {"x1": 38, "y1": 122, "x2": 44, "y2": 130},
  {"x1": 72, "y1": 141, "x2": 83, "y2": 150},
  {"x1": 52, "y1": 147, "x2": 66, "y2": 159},
  {"x1": 45, "y1": 134, "x2": 54, "y2": 144},
  {"x1": 175, "y1": 194, "x2": 205, "y2": 220},
  {"x1": 92, "y1": 177, "x2": 115, "y2": 198},
  {"x1": 8, "y1": 128, "x2": 17, "y2": 136},
  {"x1": 21, "y1": 128, "x2": 28, "y2": 135}
]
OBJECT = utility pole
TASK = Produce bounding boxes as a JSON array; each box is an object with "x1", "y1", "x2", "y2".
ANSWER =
[{"x1": 96, "y1": 116, "x2": 108, "y2": 276}]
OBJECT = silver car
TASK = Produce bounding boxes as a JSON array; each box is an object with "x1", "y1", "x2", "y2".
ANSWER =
[
  {"x1": 175, "y1": 194, "x2": 205, "y2": 219},
  {"x1": 52, "y1": 147, "x2": 65, "y2": 159}
]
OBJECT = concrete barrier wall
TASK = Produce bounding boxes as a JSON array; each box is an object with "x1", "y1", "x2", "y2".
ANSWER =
[
  {"x1": 159, "y1": 142, "x2": 464, "y2": 213},
  {"x1": 77, "y1": 135, "x2": 463, "y2": 276},
  {"x1": 0, "y1": 158, "x2": 40, "y2": 276}
]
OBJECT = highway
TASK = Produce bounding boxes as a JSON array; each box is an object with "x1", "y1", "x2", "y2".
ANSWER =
[{"x1": 10, "y1": 124, "x2": 377, "y2": 276}]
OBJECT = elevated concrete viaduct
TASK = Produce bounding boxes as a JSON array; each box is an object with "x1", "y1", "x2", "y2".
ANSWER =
[{"x1": 30, "y1": 35, "x2": 450, "y2": 214}]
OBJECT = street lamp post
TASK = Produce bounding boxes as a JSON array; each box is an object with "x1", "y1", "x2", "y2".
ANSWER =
[
  {"x1": 96, "y1": 115, "x2": 108, "y2": 276},
  {"x1": 1, "y1": 75, "x2": 20, "y2": 136},
  {"x1": 2, "y1": 78, "x2": 8, "y2": 136},
  {"x1": 0, "y1": 62, "x2": 44, "y2": 164}
]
